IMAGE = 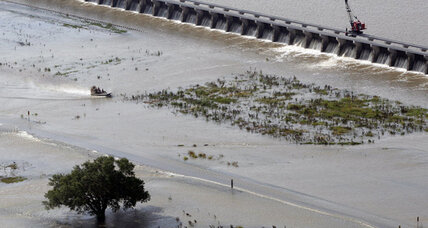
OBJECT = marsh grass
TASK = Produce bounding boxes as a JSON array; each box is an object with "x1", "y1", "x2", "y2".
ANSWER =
[
  {"x1": 63, "y1": 23, "x2": 83, "y2": 29},
  {"x1": 54, "y1": 70, "x2": 78, "y2": 77},
  {"x1": 62, "y1": 21, "x2": 127, "y2": 34},
  {"x1": 125, "y1": 70, "x2": 428, "y2": 145},
  {"x1": 87, "y1": 22, "x2": 127, "y2": 34},
  {"x1": 0, "y1": 176, "x2": 27, "y2": 184}
]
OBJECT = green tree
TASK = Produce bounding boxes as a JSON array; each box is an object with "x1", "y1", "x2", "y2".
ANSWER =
[{"x1": 43, "y1": 156, "x2": 150, "y2": 223}]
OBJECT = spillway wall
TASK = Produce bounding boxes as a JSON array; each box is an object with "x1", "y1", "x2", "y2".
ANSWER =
[{"x1": 84, "y1": 0, "x2": 428, "y2": 74}]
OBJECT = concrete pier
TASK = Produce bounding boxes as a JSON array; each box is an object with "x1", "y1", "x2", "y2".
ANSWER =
[{"x1": 85, "y1": 0, "x2": 428, "y2": 74}]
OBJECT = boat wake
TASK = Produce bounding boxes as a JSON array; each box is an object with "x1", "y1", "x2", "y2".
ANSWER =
[{"x1": 0, "y1": 80, "x2": 91, "y2": 100}]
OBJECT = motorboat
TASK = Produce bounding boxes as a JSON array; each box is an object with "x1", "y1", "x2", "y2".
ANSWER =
[{"x1": 91, "y1": 86, "x2": 112, "y2": 98}]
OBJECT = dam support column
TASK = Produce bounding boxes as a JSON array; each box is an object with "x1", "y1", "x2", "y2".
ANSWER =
[
  {"x1": 225, "y1": 16, "x2": 233, "y2": 32},
  {"x1": 320, "y1": 35, "x2": 329, "y2": 52},
  {"x1": 195, "y1": 10, "x2": 204, "y2": 26},
  {"x1": 338, "y1": 38, "x2": 357, "y2": 57},
  {"x1": 256, "y1": 22, "x2": 264, "y2": 39},
  {"x1": 272, "y1": 26, "x2": 281, "y2": 42},
  {"x1": 153, "y1": 1, "x2": 161, "y2": 16},
  {"x1": 338, "y1": 38, "x2": 347, "y2": 57},
  {"x1": 166, "y1": 4, "x2": 174, "y2": 19},
  {"x1": 426, "y1": 60, "x2": 428, "y2": 74},
  {"x1": 241, "y1": 19, "x2": 249, "y2": 35},
  {"x1": 287, "y1": 29, "x2": 296, "y2": 45},
  {"x1": 388, "y1": 49, "x2": 397, "y2": 67},
  {"x1": 303, "y1": 32, "x2": 313, "y2": 48},
  {"x1": 210, "y1": 13, "x2": 218, "y2": 29},
  {"x1": 371, "y1": 46, "x2": 380, "y2": 63},
  {"x1": 354, "y1": 42, "x2": 363, "y2": 60},
  {"x1": 138, "y1": 0, "x2": 147, "y2": 13},
  {"x1": 125, "y1": 0, "x2": 132, "y2": 10},
  {"x1": 180, "y1": 6, "x2": 189, "y2": 22},
  {"x1": 406, "y1": 53, "x2": 415, "y2": 70},
  {"x1": 111, "y1": 0, "x2": 117, "y2": 7},
  {"x1": 426, "y1": 57, "x2": 428, "y2": 74}
]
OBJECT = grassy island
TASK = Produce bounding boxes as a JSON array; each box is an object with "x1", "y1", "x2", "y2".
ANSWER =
[{"x1": 125, "y1": 70, "x2": 427, "y2": 145}]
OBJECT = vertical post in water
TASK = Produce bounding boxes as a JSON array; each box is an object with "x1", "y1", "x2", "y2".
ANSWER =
[{"x1": 231, "y1": 179, "x2": 233, "y2": 189}]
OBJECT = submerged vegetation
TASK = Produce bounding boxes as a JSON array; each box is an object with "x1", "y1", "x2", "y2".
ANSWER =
[
  {"x1": 0, "y1": 176, "x2": 27, "y2": 184},
  {"x1": 179, "y1": 150, "x2": 237, "y2": 167},
  {"x1": 62, "y1": 21, "x2": 127, "y2": 34},
  {"x1": 0, "y1": 162, "x2": 27, "y2": 184},
  {"x1": 87, "y1": 22, "x2": 127, "y2": 34},
  {"x1": 125, "y1": 70, "x2": 428, "y2": 145}
]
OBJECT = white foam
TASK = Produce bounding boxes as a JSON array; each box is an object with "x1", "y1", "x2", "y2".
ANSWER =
[
  {"x1": 43, "y1": 84, "x2": 90, "y2": 96},
  {"x1": 273, "y1": 45, "x2": 427, "y2": 76},
  {"x1": 16, "y1": 131, "x2": 41, "y2": 143},
  {"x1": 273, "y1": 45, "x2": 327, "y2": 60},
  {"x1": 21, "y1": 80, "x2": 91, "y2": 98}
]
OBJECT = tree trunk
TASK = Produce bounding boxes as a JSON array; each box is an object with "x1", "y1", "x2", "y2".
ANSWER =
[{"x1": 96, "y1": 211, "x2": 106, "y2": 226}]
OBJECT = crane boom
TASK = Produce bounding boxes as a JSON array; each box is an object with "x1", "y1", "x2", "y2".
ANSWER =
[
  {"x1": 345, "y1": 0, "x2": 356, "y2": 27},
  {"x1": 344, "y1": 0, "x2": 366, "y2": 34}
]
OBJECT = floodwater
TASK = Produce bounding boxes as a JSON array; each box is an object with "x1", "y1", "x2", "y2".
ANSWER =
[{"x1": 0, "y1": 0, "x2": 427, "y2": 227}]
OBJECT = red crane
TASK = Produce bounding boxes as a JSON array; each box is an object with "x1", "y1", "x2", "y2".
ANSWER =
[{"x1": 345, "y1": 0, "x2": 366, "y2": 35}]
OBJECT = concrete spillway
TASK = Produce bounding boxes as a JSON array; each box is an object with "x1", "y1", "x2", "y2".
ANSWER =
[{"x1": 85, "y1": 0, "x2": 428, "y2": 74}]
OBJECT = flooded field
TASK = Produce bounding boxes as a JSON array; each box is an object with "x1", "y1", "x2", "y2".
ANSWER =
[{"x1": 0, "y1": 0, "x2": 427, "y2": 227}]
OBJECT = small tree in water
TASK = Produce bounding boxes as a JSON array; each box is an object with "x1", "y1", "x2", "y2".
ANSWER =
[{"x1": 43, "y1": 156, "x2": 150, "y2": 223}]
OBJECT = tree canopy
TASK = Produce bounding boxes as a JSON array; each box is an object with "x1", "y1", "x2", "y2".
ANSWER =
[{"x1": 43, "y1": 156, "x2": 150, "y2": 222}]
